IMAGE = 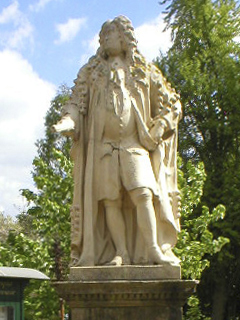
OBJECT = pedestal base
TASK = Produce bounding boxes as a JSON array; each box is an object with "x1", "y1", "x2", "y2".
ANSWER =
[{"x1": 54, "y1": 266, "x2": 197, "y2": 320}]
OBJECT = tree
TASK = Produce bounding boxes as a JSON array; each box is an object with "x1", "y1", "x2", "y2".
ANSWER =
[
  {"x1": 21, "y1": 85, "x2": 73, "y2": 319},
  {"x1": 0, "y1": 212, "x2": 21, "y2": 242},
  {"x1": 0, "y1": 86, "x2": 73, "y2": 320},
  {"x1": 176, "y1": 159, "x2": 228, "y2": 319},
  {"x1": 158, "y1": 0, "x2": 240, "y2": 318}
]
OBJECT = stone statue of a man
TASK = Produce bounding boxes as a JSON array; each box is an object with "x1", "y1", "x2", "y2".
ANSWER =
[{"x1": 53, "y1": 15, "x2": 182, "y2": 267}]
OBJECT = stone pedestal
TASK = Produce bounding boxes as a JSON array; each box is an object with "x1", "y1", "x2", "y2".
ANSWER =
[{"x1": 54, "y1": 266, "x2": 197, "y2": 320}]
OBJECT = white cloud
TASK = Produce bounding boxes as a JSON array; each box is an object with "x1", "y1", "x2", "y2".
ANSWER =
[
  {"x1": 29, "y1": 0, "x2": 58, "y2": 12},
  {"x1": 7, "y1": 20, "x2": 34, "y2": 49},
  {"x1": 0, "y1": 172, "x2": 29, "y2": 216},
  {"x1": 135, "y1": 14, "x2": 172, "y2": 62},
  {"x1": 0, "y1": 0, "x2": 19, "y2": 24},
  {"x1": 0, "y1": 50, "x2": 56, "y2": 217},
  {"x1": 55, "y1": 18, "x2": 87, "y2": 44},
  {"x1": 0, "y1": 1, "x2": 34, "y2": 50},
  {"x1": 80, "y1": 33, "x2": 99, "y2": 65}
]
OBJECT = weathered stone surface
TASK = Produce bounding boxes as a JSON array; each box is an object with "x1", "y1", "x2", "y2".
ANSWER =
[
  {"x1": 71, "y1": 306, "x2": 181, "y2": 320},
  {"x1": 54, "y1": 278, "x2": 197, "y2": 320},
  {"x1": 69, "y1": 265, "x2": 181, "y2": 281},
  {"x1": 52, "y1": 14, "x2": 196, "y2": 320},
  {"x1": 53, "y1": 15, "x2": 182, "y2": 268}
]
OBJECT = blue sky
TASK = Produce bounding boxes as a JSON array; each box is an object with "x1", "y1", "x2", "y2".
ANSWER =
[{"x1": 0, "y1": 0, "x2": 173, "y2": 216}]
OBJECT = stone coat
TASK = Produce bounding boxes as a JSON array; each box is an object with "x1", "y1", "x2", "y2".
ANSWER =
[{"x1": 63, "y1": 53, "x2": 182, "y2": 265}]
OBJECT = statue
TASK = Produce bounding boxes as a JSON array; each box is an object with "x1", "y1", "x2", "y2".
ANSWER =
[{"x1": 53, "y1": 16, "x2": 182, "y2": 267}]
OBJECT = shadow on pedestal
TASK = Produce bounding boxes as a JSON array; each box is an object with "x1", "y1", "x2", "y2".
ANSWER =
[{"x1": 54, "y1": 265, "x2": 197, "y2": 320}]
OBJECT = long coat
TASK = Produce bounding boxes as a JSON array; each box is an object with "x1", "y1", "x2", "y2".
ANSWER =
[{"x1": 64, "y1": 53, "x2": 182, "y2": 266}]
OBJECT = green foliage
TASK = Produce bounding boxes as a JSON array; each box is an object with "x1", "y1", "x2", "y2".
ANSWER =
[
  {"x1": 158, "y1": 0, "x2": 240, "y2": 167},
  {"x1": 0, "y1": 232, "x2": 49, "y2": 269},
  {"x1": 21, "y1": 147, "x2": 73, "y2": 257},
  {"x1": 21, "y1": 87, "x2": 72, "y2": 319},
  {"x1": 0, "y1": 230, "x2": 60, "y2": 319},
  {"x1": 176, "y1": 160, "x2": 229, "y2": 319},
  {"x1": 24, "y1": 281, "x2": 60, "y2": 320},
  {"x1": 0, "y1": 212, "x2": 21, "y2": 242},
  {"x1": 158, "y1": 0, "x2": 240, "y2": 318},
  {"x1": 0, "y1": 86, "x2": 72, "y2": 319},
  {"x1": 183, "y1": 295, "x2": 211, "y2": 320},
  {"x1": 177, "y1": 160, "x2": 229, "y2": 280}
]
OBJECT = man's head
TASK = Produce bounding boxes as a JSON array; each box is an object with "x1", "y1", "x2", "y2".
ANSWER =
[
  {"x1": 100, "y1": 21, "x2": 122, "y2": 57},
  {"x1": 99, "y1": 16, "x2": 137, "y2": 59}
]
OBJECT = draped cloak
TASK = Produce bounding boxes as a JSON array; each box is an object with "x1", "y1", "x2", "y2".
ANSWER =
[{"x1": 64, "y1": 55, "x2": 182, "y2": 266}]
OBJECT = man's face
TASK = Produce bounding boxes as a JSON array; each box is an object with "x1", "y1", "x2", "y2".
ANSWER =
[{"x1": 102, "y1": 23, "x2": 122, "y2": 57}]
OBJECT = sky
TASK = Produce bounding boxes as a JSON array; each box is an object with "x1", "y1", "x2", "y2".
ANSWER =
[{"x1": 0, "y1": 0, "x2": 172, "y2": 217}]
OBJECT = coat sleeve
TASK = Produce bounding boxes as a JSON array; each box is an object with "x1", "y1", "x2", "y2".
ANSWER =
[
  {"x1": 149, "y1": 64, "x2": 182, "y2": 229},
  {"x1": 150, "y1": 64, "x2": 181, "y2": 117},
  {"x1": 62, "y1": 64, "x2": 89, "y2": 121},
  {"x1": 149, "y1": 64, "x2": 182, "y2": 141},
  {"x1": 60, "y1": 63, "x2": 90, "y2": 144}
]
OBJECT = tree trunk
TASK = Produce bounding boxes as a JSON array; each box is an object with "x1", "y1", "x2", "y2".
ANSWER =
[{"x1": 211, "y1": 277, "x2": 227, "y2": 320}]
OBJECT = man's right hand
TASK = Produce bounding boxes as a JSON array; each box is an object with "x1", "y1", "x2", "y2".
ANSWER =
[{"x1": 52, "y1": 115, "x2": 75, "y2": 137}]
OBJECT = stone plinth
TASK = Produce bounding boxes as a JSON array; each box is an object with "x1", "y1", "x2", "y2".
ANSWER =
[
  {"x1": 69, "y1": 265, "x2": 181, "y2": 281},
  {"x1": 54, "y1": 266, "x2": 197, "y2": 320}
]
